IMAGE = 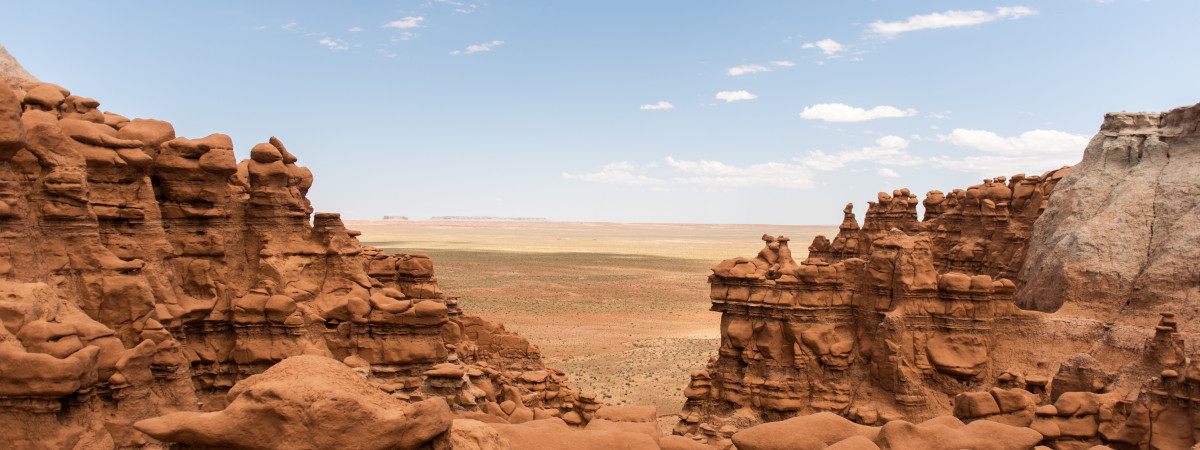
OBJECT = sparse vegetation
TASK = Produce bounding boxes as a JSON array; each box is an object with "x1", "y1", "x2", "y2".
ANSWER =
[{"x1": 354, "y1": 221, "x2": 834, "y2": 418}]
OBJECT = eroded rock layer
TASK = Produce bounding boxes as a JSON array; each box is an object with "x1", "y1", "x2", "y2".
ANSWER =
[
  {"x1": 676, "y1": 103, "x2": 1200, "y2": 449},
  {"x1": 0, "y1": 81, "x2": 599, "y2": 449},
  {"x1": 1018, "y1": 105, "x2": 1200, "y2": 327}
]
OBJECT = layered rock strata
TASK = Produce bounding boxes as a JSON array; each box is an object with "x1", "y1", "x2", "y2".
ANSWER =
[
  {"x1": 677, "y1": 169, "x2": 1068, "y2": 439},
  {"x1": 677, "y1": 103, "x2": 1200, "y2": 449},
  {"x1": 1018, "y1": 104, "x2": 1200, "y2": 328},
  {"x1": 0, "y1": 80, "x2": 599, "y2": 448}
]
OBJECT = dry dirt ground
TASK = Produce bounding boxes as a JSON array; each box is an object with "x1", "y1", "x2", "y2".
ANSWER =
[{"x1": 349, "y1": 220, "x2": 836, "y2": 426}]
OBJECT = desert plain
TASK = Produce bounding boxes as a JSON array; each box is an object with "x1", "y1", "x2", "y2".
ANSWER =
[{"x1": 350, "y1": 220, "x2": 836, "y2": 426}]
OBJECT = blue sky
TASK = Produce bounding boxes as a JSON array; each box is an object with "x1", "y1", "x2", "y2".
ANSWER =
[{"x1": 3, "y1": 1, "x2": 1197, "y2": 224}]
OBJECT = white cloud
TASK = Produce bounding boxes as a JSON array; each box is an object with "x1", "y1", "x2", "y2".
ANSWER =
[
  {"x1": 433, "y1": 0, "x2": 479, "y2": 13},
  {"x1": 562, "y1": 162, "x2": 664, "y2": 186},
  {"x1": 798, "y1": 136, "x2": 916, "y2": 170},
  {"x1": 869, "y1": 6, "x2": 1037, "y2": 37},
  {"x1": 938, "y1": 129, "x2": 1087, "y2": 154},
  {"x1": 665, "y1": 157, "x2": 814, "y2": 189},
  {"x1": 564, "y1": 158, "x2": 815, "y2": 189},
  {"x1": 450, "y1": 40, "x2": 504, "y2": 55},
  {"x1": 799, "y1": 103, "x2": 918, "y2": 122},
  {"x1": 391, "y1": 32, "x2": 418, "y2": 42},
  {"x1": 716, "y1": 90, "x2": 757, "y2": 103},
  {"x1": 877, "y1": 168, "x2": 901, "y2": 178},
  {"x1": 383, "y1": 16, "x2": 425, "y2": 29},
  {"x1": 349, "y1": 27, "x2": 363, "y2": 32},
  {"x1": 931, "y1": 128, "x2": 1089, "y2": 175},
  {"x1": 727, "y1": 61, "x2": 795, "y2": 76},
  {"x1": 640, "y1": 101, "x2": 675, "y2": 110},
  {"x1": 282, "y1": 20, "x2": 297, "y2": 29},
  {"x1": 802, "y1": 38, "x2": 845, "y2": 55},
  {"x1": 317, "y1": 38, "x2": 349, "y2": 51},
  {"x1": 727, "y1": 64, "x2": 769, "y2": 76}
]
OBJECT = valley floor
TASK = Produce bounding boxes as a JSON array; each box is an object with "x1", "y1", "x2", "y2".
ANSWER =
[{"x1": 351, "y1": 220, "x2": 836, "y2": 426}]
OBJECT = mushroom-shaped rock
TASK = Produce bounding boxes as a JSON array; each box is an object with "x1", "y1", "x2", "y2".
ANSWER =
[
  {"x1": 425, "y1": 363, "x2": 467, "y2": 379},
  {"x1": 116, "y1": 118, "x2": 175, "y2": 150},
  {"x1": 22, "y1": 83, "x2": 66, "y2": 111},
  {"x1": 731, "y1": 412, "x2": 880, "y2": 450},
  {"x1": 872, "y1": 416, "x2": 1042, "y2": 450},
  {"x1": 134, "y1": 355, "x2": 451, "y2": 450}
]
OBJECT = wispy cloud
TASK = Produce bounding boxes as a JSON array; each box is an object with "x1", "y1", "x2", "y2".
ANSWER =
[
  {"x1": 799, "y1": 103, "x2": 918, "y2": 122},
  {"x1": 664, "y1": 157, "x2": 815, "y2": 188},
  {"x1": 798, "y1": 136, "x2": 916, "y2": 171},
  {"x1": 869, "y1": 6, "x2": 1037, "y2": 37},
  {"x1": 802, "y1": 38, "x2": 845, "y2": 56},
  {"x1": 432, "y1": 0, "x2": 479, "y2": 13},
  {"x1": 877, "y1": 168, "x2": 901, "y2": 178},
  {"x1": 383, "y1": 16, "x2": 425, "y2": 29},
  {"x1": 640, "y1": 101, "x2": 675, "y2": 110},
  {"x1": 727, "y1": 64, "x2": 769, "y2": 76},
  {"x1": 564, "y1": 158, "x2": 815, "y2": 189},
  {"x1": 282, "y1": 20, "x2": 297, "y2": 30},
  {"x1": 727, "y1": 61, "x2": 795, "y2": 76},
  {"x1": 938, "y1": 129, "x2": 1086, "y2": 154},
  {"x1": 317, "y1": 38, "x2": 349, "y2": 51},
  {"x1": 450, "y1": 40, "x2": 504, "y2": 55},
  {"x1": 349, "y1": 27, "x2": 363, "y2": 32},
  {"x1": 715, "y1": 90, "x2": 757, "y2": 103},
  {"x1": 562, "y1": 162, "x2": 664, "y2": 186},
  {"x1": 931, "y1": 128, "x2": 1088, "y2": 175},
  {"x1": 391, "y1": 33, "x2": 418, "y2": 42}
]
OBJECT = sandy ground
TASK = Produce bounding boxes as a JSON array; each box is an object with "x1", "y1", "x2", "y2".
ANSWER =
[{"x1": 350, "y1": 220, "x2": 836, "y2": 424}]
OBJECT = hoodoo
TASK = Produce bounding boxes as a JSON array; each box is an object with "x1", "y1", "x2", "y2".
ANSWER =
[
  {"x1": 0, "y1": 75, "x2": 600, "y2": 448},
  {"x1": 675, "y1": 103, "x2": 1200, "y2": 449}
]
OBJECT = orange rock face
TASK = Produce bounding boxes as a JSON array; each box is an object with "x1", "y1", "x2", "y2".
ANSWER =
[
  {"x1": 678, "y1": 170, "x2": 1067, "y2": 443},
  {"x1": 677, "y1": 104, "x2": 1200, "y2": 449},
  {"x1": 0, "y1": 81, "x2": 599, "y2": 449}
]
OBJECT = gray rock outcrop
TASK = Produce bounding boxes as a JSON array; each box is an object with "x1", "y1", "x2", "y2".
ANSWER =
[
  {"x1": 1017, "y1": 103, "x2": 1200, "y2": 331},
  {"x1": 0, "y1": 44, "x2": 37, "y2": 88}
]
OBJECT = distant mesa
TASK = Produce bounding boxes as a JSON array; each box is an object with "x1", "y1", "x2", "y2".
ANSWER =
[
  {"x1": 381, "y1": 215, "x2": 409, "y2": 221},
  {"x1": 429, "y1": 216, "x2": 548, "y2": 222}
]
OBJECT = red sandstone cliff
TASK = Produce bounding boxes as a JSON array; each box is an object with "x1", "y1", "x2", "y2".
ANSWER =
[
  {"x1": 676, "y1": 104, "x2": 1200, "y2": 449},
  {"x1": 0, "y1": 79, "x2": 601, "y2": 448}
]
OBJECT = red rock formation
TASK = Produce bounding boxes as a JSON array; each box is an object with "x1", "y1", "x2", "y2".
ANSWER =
[
  {"x1": 729, "y1": 411, "x2": 1043, "y2": 450},
  {"x1": 677, "y1": 103, "x2": 1200, "y2": 449},
  {"x1": 0, "y1": 79, "x2": 599, "y2": 448},
  {"x1": 678, "y1": 171, "x2": 1066, "y2": 444},
  {"x1": 134, "y1": 355, "x2": 453, "y2": 450}
]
